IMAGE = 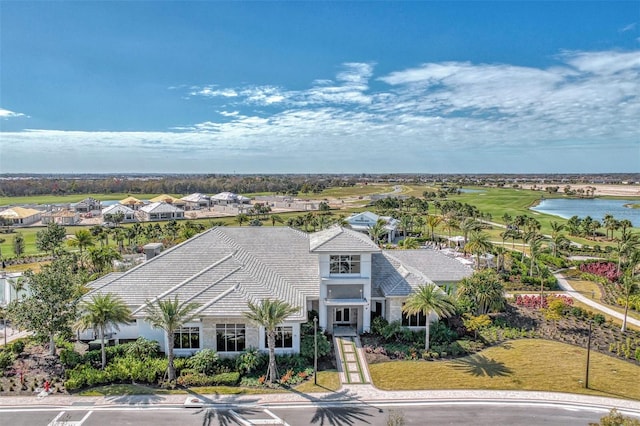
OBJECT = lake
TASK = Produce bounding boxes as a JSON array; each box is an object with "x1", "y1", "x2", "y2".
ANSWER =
[{"x1": 530, "y1": 198, "x2": 639, "y2": 226}]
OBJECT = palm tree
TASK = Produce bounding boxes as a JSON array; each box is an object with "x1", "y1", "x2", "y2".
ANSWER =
[
  {"x1": 456, "y1": 270, "x2": 506, "y2": 315},
  {"x1": 144, "y1": 296, "x2": 201, "y2": 381},
  {"x1": 602, "y1": 214, "x2": 617, "y2": 240},
  {"x1": 442, "y1": 215, "x2": 459, "y2": 247},
  {"x1": 464, "y1": 231, "x2": 494, "y2": 269},
  {"x1": 459, "y1": 217, "x2": 481, "y2": 244},
  {"x1": 549, "y1": 221, "x2": 565, "y2": 239},
  {"x1": 402, "y1": 284, "x2": 456, "y2": 351},
  {"x1": 426, "y1": 215, "x2": 442, "y2": 241},
  {"x1": 400, "y1": 215, "x2": 413, "y2": 238},
  {"x1": 398, "y1": 237, "x2": 420, "y2": 249},
  {"x1": 270, "y1": 214, "x2": 283, "y2": 227},
  {"x1": 368, "y1": 219, "x2": 387, "y2": 246},
  {"x1": 76, "y1": 293, "x2": 132, "y2": 369},
  {"x1": 244, "y1": 299, "x2": 299, "y2": 385},
  {"x1": 236, "y1": 213, "x2": 249, "y2": 227}
]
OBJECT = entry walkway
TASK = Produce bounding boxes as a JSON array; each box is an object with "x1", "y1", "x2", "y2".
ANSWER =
[
  {"x1": 334, "y1": 336, "x2": 371, "y2": 385},
  {"x1": 554, "y1": 271, "x2": 640, "y2": 329}
]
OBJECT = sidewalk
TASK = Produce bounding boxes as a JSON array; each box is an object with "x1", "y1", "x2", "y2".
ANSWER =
[
  {"x1": 554, "y1": 272, "x2": 640, "y2": 329},
  {"x1": 1, "y1": 385, "x2": 640, "y2": 413}
]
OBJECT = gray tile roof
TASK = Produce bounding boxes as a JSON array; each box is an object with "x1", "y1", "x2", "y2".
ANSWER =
[
  {"x1": 382, "y1": 250, "x2": 474, "y2": 283},
  {"x1": 372, "y1": 253, "x2": 434, "y2": 297},
  {"x1": 90, "y1": 227, "x2": 317, "y2": 321},
  {"x1": 310, "y1": 226, "x2": 381, "y2": 253},
  {"x1": 140, "y1": 202, "x2": 184, "y2": 214},
  {"x1": 86, "y1": 227, "x2": 471, "y2": 320}
]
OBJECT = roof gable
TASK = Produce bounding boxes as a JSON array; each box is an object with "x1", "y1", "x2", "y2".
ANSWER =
[{"x1": 310, "y1": 226, "x2": 381, "y2": 253}]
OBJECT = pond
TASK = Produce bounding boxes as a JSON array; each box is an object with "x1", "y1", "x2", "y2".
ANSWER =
[{"x1": 530, "y1": 197, "x2": 639, "y2": 226}]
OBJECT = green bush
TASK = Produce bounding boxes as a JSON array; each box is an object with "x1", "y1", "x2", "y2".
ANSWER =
[
  {"x1": 188, "y1": 349, "x2": 219, "y2": 375},
  {"x1": 211, "y1": 372, "x2": 240, "y2": 386},
  {"x1": 0, "y1": 350, "x2": 15, "y2": 370},
  {"x1": 300, "y1": 332, "x2": 331, "y2": 362},
  {"x1": 236, "y1": 347, "x2": 263, "y2": 374},
  {"x1": 125, "y1": 338, "x2": 159, "y2": 360},
  {"x1": 176, "y1": 371, "x2": 240, "y2": 387},
  {"x1": 60, "y1": 348, "x2": 83, "y2": 369},
  {"x1": 371, "y1": 316, "x2": 389, "y2": 336},
  {"x1": 10, "y1": 339, "x2": 25, "y2": 355}
]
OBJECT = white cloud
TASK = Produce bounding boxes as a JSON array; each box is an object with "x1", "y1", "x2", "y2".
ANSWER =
[
  {"x1": 2, "y1": 51, "x2": 638, "y2": 173},
  {"x1": 0, "y1": 108, "x2": 27, "y2": 118},
  {"x1": 619, "y1": 23, "x2": 636, "y2": 32}
]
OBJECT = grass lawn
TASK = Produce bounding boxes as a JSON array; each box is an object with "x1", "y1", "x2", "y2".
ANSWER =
[{"x1": 368, "y1": 339, "x2": 640, "y2": 400}]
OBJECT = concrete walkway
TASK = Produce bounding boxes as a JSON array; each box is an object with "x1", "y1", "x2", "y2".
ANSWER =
[
  {"x1": 1, "y1": 385, "x2": 640, "y2": 414},
  {"x1": 334, "y1": 336, "x2": 371, "y2": 385},
  {"x1": 554, "y1": 271, "x2": 640, "y2": 329}
]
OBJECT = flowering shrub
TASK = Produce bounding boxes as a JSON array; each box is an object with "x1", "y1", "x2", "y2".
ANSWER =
[
  {"x1": 514, "y1": 294, "x2": 573, "y2": 309},
  {"x1": 579, "y1": 262, "x2": 621, "y2": 283}
]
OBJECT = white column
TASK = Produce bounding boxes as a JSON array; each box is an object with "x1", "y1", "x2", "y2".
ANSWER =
[{"x1": 319, "y1": 282, "x2": 327, "y2": 330}]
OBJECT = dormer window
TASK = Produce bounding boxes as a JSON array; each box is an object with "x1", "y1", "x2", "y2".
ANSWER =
[{"x1": 329, "y1": 255, "x2": 361, "y2": 274}]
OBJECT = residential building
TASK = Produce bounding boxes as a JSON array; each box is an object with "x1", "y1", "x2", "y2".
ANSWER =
[
  {"x1": 345, "y1": 211, "x2": 399, "y2": 242},
  {"x1": 0, "y1": 207, "x2": 42, "y2": 226},
  {"x1": 83, "y1": 226, "x2": 472, "y2": 356},
  {"x1": 73, "y1": 198, "x2": 102, "y2": 213},
  {"x1": 181, "y1": 193, "x2": 211, "y2": 210},
  {"x1": 101, "y1": 204, "x2": 137, "y2": 223},
  {"x1": 139, "y1": 202, "x2": 185, "y2": 221},
  {"x1": 41, "y1": 209, "x2": 81, "y2": 225}
]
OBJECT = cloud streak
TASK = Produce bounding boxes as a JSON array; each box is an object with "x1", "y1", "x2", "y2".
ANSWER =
[
  {"x1": 1, "y1": 50, "x2": 639, "y2": 173},
  {"x1": 0, "y1": 108, "x2": 27, "y2": 119}
]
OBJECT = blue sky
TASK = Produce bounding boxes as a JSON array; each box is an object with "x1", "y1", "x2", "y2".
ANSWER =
[{"x1": 1, "y1": 1, "x2": 639, "y2": 174}]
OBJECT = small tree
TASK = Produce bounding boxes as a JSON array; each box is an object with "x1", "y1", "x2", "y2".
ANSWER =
[
  {"x1": 143, "y1": 296, "x2": 201, "y2": 381},
  {"x1": 35, "y1": 222, "x2": 67, "y2": 257},
  {"x1": 402, "y1": 284, "x2": 456, "y2": 351},
  {"x1": 13, "y1": 233, "x2": 25, "y2": 257},
  {"x1": 75, "y1": 293, "x2": 132, "y2": 369},
  {"x1": 244, "y1": 299, "x2": 299, "y2": 385},
  {"x1": 7, "y1": 257, "x2": 85, "y2": 356}
]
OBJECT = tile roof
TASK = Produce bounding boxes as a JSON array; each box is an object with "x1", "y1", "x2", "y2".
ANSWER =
[
  {"x1": 140, "y1": 202, "x2": 184, "y2": 214},
  {"x1": 0, "y1": 207, "x2": 41, "y2": 219},
  {"x1": 382, "y1": 250, "x2": 474, "y2": 282},
  {"x1": 90, "y1": 227, "x2": 317, "y2": 321},
  {"x1": 102, "y1": 204, "x2": 135, "y2": 215},
  {"x1": 309, "y1": 226, "x2": 381, "y2": 253}
]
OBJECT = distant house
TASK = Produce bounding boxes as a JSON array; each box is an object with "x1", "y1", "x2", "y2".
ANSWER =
[
  {"x1": 74, "y1": 198, "x2": 102, "y2": 213},
  {"x1": 181, "y1": 193, "x2": 211, "y2": 210},
  {"x1": 0, "y1": 207, "x2": 42, "y2": 226},
  {"x1": 102, "y1": 204, "x2": 137, "y2": 223},
  {"x1": 82, "y1": 226, "x2": 472, "y2": 355},
  {"x1": 211, "y1": 192, "x2": 251, "y2": 206},
  {"x1": 119, "y1": 196, "x2": 145, "y2": 211},
  {"x1": 41, "y1": 209, "x2": 81, "y2": 225},
  {"x1": 0, "y1": 272, "x2": 29, "y2": 305},
  {"x1": 345, "y1": 211, "x2": 399, "y2": 243},
  {"x1": 139, "y1": 202, "x2": 185, "y2": 221},
  {"x1": 149, "y1": 194, "x2": 186, "y2": 209}
]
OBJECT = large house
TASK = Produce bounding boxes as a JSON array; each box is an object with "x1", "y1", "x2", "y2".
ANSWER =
[
  {"x1": 345, "y1": 211, "x2": 399, "y2": 243},
  {"x1": 83, "y1": 226, "x2": 472, "y2": 356},
  {"x1": 139, "y1": 202, "x2": 185, "y2": 221},
  {"x1": 0, "y1": 207, "x2": 42, "y2": 226}
]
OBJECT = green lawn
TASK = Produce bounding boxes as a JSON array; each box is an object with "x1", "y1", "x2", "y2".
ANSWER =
[
  {"x1": 0, "y1": 193, "x2": 173, "y2": 207},
  {"x1": 368, "y1": 339, "x2": 640, "y2": 400}
]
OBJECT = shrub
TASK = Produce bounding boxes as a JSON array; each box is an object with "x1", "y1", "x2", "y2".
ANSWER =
[
  {"x1": 300, "y1": 332, "x2": 331, "y2": 362},
  {"x1": 579, "y1": 262, "x2": 621, "y2": 283},
  {"x1": 188, "y1": 349, "x2": 219, "y2": 376},
  {"x1": 236, "y1": 347, "x2": 262, "y2": 374},
  {"x1": 0, "y1": 350, "x2": 15, "y2": 370},
  {"x1": 593, "y1": 314, "x2": 606, "y2": 325},
  {"x1": 60, "y1": 348, "x2": 83, "y2": 369},
  {"x1": 10, "y1": 339, "x2": 25, "y2": 355},
  {"x1": 381, "y1": 321, "x2": 403, "y2": 341},
  {"x1": 371, "y1": 316, "x2": 389, "y2": 336},
  {"x1": 176, "y1": 371, "x2": 240, "y2": 387},
  {"x1": 125, "y1": 337, "x2": 159, "y2": 360}
]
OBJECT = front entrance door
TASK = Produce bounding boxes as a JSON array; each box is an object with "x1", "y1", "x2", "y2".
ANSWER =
[{"x1": 334, "y1": 307, "x2": 351, "y2": 325}]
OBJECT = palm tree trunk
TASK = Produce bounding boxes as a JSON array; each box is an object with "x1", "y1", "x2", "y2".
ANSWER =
[
  {"x1": 424, "y1": 315, "x2": 431, "y2": 351},
  {"x1": 622, "y1": 293, "x2": 630, "y2": 332},
  {"x1": 100, "y1": 325, "x2": 106, "y2": 369},
  {"x1": 267, "y1": 332, "x2": 277, "y2": 384},
  {"x1": 49, "y1": 333, "x2": 56, "y2": 356},
  {"x1": 167, "y1": 333, "x2": 176, "y2": 381}
]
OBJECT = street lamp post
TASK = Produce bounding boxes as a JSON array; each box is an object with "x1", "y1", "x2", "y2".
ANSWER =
[
  {"x1": 585, "y1": 321, "x2": 592, "y2": 389},
  {"x1": 314, "y1": 316, "x2": 318, "y2": 385}
]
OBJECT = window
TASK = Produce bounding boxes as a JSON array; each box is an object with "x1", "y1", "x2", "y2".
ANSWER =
[
  {"x1": 401, "y1": 304, "x2": 427, "y2": 327},
  {"x1": 329, "y1": 255, "x2": 361, "y2": 274},
  {"x1": 216, "y1": 324, "x2": 246, "y2": 352},
  {"x1": 267, "y1": 326, "x2": 293, "y2": 349},
  {"x1": 174, "y1": 327, "x2": 200, "y2": 349}
]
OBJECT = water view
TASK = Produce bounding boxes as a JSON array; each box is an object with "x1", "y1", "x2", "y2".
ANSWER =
[{"x1": 530, "y1": 198, "x2": 639, "y2": 226}]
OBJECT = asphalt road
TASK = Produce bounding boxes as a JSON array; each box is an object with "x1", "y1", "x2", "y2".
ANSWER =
[{"x1": 2, "y1": 402, "x2": 640, "y2": 426}]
